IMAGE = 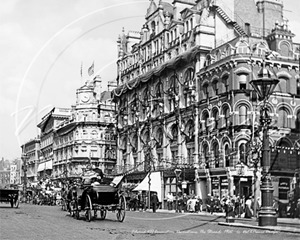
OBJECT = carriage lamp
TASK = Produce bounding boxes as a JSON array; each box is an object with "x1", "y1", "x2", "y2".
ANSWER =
[{"x1": 250, "y1": 62, "x2": 279, "y2": 226}]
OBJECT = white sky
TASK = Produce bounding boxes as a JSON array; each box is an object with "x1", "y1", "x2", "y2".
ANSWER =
[{"x1": 0, "y1": 0, "x2": 299, "y2": 160}]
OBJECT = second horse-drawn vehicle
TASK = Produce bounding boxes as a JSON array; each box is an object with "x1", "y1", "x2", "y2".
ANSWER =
[
  {"x1": 67, "y1": 170, "x2": 125, "y2": 222},
  {"x1": 0, "y1": 187, "x2": 20, "y2": 208}
]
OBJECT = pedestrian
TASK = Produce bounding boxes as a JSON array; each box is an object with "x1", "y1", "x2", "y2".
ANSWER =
[
  {"x1": 195, "y1": 196, "x2": 203, "y2": 212},
  {"x1": 151, "y1": 192, "x2": 159, "y2": 213},
  {"x1": 255, "y1": 197, "x2": 261, "y2": 218},
  {"x1": 226, "y1": 200, "x2": 235, "y2": 219},
  {"x1": 273, "y1": 199, "x2": 279, "y2": 215},
  {"x1": 296, "y1": 199, "x2": 300, "y2": 219},
  {"x1": 167, "y1": 192, "x2": 173, "y2": 210},
  {"x1": 244, "y1": 196, "x2": 253, "y2": 218},
  {"x1": 234, "y1": 196, "x2": 243, "y2": 218},
  {"x1": 289, "y1": 199, "x2": 296, "y2": 218},
  {"x1": 213, "y1": 196, "x2": 221, "y2": 213},
  {"x1": 177, "y1": 193, "x2": 183, "y2": 212},
  {"x1": 182, "y1": 193, "x2": 188, "y2": 212},
  {"x1": 206, "y1": 194, "x2": 213, "y2": 214}
]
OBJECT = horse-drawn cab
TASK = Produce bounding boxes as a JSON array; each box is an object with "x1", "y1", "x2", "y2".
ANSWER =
[{"x1": 68, "y1": 169, "x2": 126, "y2": 222}]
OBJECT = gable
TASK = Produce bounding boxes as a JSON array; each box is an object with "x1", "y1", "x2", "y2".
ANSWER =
[{"x1": 146, "y1": 1, "x2": 158, "y2": 19}]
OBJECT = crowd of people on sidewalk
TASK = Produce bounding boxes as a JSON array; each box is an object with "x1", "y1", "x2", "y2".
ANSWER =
[{"x1": 127, "y1": 191, "x2": 300, "y2": 219}]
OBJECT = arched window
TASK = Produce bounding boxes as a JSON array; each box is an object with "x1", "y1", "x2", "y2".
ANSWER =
[
  {"x1": 224, "y1": 107, "x2": 230, "y2": 128},
  {"x1": 222, "y1": 75, "x2": 229, "y2": 93},
  {"x1": 212, "y1": 79, "x2": 218, "y2": 95},
  {"x1": 187, "y1": 123, "x2": 195, "y2": 142},
  {"x1": 168, "y1": 75, "x2": 179, "y2": 112},
  {"x1": 236, "y1": 41, "x2": 250, "y2": 54},
  {"x1": 277, "y1": 107, "x2": 289, "y2": 128},
  {"x1": 203, "y1": 144, "x2": 209, "y2": 169},
  {"x1": 239, "y1": 105, "x2": 248, "y2": 125},
  {"x1": 295, "y1": 111, "x2": 300, "y2": 133},
  {"x1": 169, "y1": 75, "x2": 179, "y2": 95},
  {"x1": 203, "y1": 83, "x2": 209, "y2": 99},
  {"x1": 157, "y1": 128, "x2": 163, "y2": 148},
  {"x1": 239, "y1": 143, "x2": 247, "y2": 164},
  {"x1": 202, "y1": 111, "x2": 209, "y2": 133},
  {"x1": 280, "y1": 42, "x2": 289, "y2": 57},
  {"x1": 132, "y1": 135, "x2": 138, "y2": 153},
  {"x1": 212, "y1": 109, "x2": 219, "y2": 129},
  {"x1": 224, "y1": 145, "x2": 230, "y2": 167},
  {"x1": 213, "y1": 143, "x2": 219, "y2": 168},
  {"x1": 238, "y1": 74, "x2": 247, "y2": 90},
  {"x1": 142, "y1": 88, "x2": 149, "y2": 119},
  {"x1": 171, "y1": 124, "x2": 178, "y2": 142},
  {"x1": 297, "y1": 79, "x2": 300, "y2": 96},
  {"x1": 183, "y1": 68, "x2": 195, "y2": 107},
  {"x1": 256, "y1": 43, "x2": 267, "y2": 57}
]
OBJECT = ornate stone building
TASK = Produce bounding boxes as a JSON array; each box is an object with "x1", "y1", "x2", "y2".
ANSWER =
[
  {"x1": 37, "y1": 107, "x2": 71, "y2": 179},
  {"x1": 112, "y1": 0, "x2": 300, "y2": 207},
  {"x1": 20, "y1": 137, "x2": 40, "y2": 183},
  {"x1": 52, "y1": 76, "x2": 116, "y2": 180}
]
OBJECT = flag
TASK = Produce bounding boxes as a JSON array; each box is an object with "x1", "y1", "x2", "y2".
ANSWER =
[
  {"x1": 80, "y1": 61, "x2": 83, "y2": 78},
  {"x1": 88, "y1": 62, "x2": 94, "y2": 76}
]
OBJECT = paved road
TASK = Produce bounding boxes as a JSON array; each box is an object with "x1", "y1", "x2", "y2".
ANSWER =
[{"x1": 0, "y1": 203, "x2": 299, "y2": 240}]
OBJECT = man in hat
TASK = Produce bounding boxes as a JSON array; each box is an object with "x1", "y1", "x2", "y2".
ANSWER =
[{"x1": 151, "y1": 192, "x2": 159, "y2": 213}]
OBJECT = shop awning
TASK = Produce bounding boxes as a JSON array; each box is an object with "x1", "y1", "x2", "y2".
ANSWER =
[
  {"x1": 37, "y1": 160, "x2": 53, "y2": 172},
  {"x1": 45, "y1": 160, "x2": 52, "y2": 170},
  {"x1": 37, "y1": 163, "x2": 45, "y2": 172},
  {"x1": 133, "y1": 171, "x2": 162, "y2": 202}
]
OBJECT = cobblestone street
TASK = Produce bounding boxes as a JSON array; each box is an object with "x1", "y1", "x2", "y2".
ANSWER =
[{"x1": 0, "y1": 203, "x2": 299, "y2": 240}]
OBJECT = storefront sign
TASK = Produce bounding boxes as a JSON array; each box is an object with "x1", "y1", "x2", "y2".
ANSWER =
[
  {"x1": 221, "y1": 178, "x2": 228, "y2": 186},
  {"x1": 212, "y1": 177, "x2": 219, "y2": 188}
]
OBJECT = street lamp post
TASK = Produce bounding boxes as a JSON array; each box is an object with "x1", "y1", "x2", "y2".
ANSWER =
[
  {"x1": 174, "y1": 168, "x2": 182, "y2": 213},
  {"x1": 236, "y1": 163, "x2": 245, "y2": 218},
  {"x1": 250, "y1": 62, "x2": 279, "y2": 226}
]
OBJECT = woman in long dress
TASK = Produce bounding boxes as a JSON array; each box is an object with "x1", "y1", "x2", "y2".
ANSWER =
[{"x1": 244, "y1": 197, "x2": 253, "y2": 218}]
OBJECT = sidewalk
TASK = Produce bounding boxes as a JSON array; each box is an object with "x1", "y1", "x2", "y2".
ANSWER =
[
  {"x1": 155, "y1": 209, "x2": 300, "y2": 234},
  {"x1": 218, "y1": 218, "x2": 300, "y2": 234}
]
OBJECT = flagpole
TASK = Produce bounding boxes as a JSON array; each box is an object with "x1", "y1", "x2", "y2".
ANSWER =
[{"x1": 80, "y1": 61, "x2": 83, "y2": 86}]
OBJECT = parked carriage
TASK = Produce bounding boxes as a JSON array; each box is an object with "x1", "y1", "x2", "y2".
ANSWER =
[
  {"x1": 0, "y1": 188, "x2": 20, "y2": 208},
  {"x1": 68, "y1": 174, "x2": 125, "y2": 222}
]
